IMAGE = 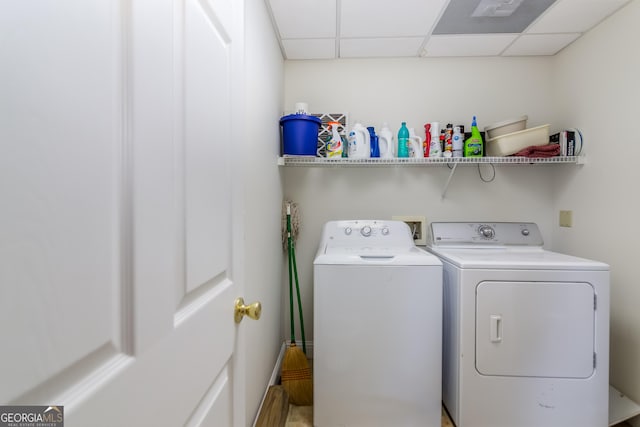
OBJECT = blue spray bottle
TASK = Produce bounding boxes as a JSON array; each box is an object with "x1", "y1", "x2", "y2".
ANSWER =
[{"x1": 367, "y1": 127, "x2": 380, "y2": 158}]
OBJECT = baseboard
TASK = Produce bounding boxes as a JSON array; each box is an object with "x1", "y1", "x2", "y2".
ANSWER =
[
  {"x1": 251, "y1": 340, "x2": 313, "y2": 427},
  {"x1": 252, "y1": 342, "x2": 286, "y2": 427}
]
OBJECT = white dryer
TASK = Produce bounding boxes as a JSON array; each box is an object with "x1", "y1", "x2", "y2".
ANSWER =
[
  {"x1": 314, "y1": 220, "x2": 443, "y2": 427},
  {"x1": 427, "y1": 222, "x2": 609, "y2": 427}
]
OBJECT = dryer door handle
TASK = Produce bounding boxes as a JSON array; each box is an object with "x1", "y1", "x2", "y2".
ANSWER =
[{"x1": 490, "y1": 314, "x2": 502, "y2": 343}]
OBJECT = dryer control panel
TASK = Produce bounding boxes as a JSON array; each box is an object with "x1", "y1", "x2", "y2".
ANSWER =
[{"x1": 429, "y1": 222, "x2": 544, "y2": 247}]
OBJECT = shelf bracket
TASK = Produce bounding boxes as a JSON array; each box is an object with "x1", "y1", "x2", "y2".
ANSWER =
[{"x1": 441, "y1": 163, "x2": 458, "y2": 200}]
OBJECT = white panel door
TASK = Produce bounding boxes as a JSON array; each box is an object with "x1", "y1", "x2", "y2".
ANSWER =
[
  {"x1": 0, "y1": 0, "x2": 248, "y2": 425},
  {"x1": 475, "y1": 281, "x2": 595, "y2": 379}
]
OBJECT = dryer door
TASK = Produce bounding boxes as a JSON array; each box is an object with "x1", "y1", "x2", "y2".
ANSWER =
[{"x1": 475, "y1": 281, "x2": 595, "y2": 378}]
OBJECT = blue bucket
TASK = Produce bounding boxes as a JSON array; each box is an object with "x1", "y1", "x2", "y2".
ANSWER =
[{"x1": 280, "y1": 114, "x2": 321, "y2": 156}]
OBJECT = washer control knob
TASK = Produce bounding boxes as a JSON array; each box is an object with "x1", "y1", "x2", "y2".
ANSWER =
[
  {"x1": 344, "y1": 227, "x2": 352, "y2": 235},
  {"x1": 361, "y1": 225, "x2": 372, "y2": 237},
  {"x1": 521, "y1": 228, "x2": 530, "y2": 236},
  {"x1": 381, "y1": 227, "x2": 389, "y2": 236},
  {"x1": 478, "y1": 225, "x2": 495, "y2": 239}
]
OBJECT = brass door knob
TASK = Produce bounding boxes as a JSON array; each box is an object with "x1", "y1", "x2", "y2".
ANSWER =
[{"x1": 234, "y1": 298, "x2": 262, "y2": 323}]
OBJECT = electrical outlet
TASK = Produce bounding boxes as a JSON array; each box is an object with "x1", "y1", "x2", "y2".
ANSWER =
[
  {"x1": 559, "y1": 210, "x2": 573, "y2": 227},
  {"x1": 392, "y1": 215, "x2": 427, "y2": 245}
]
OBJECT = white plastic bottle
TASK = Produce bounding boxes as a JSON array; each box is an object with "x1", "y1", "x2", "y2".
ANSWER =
[
  {"x1": 429, "y1": 122, "x2": 442, "y2": 158},
  {"x1": 452, "y1": 126, "x2": 463, "y2": 158},
  {"x1": 347, "y1": 122, "x2": 371, "y2": 159},
  {"x1": 378, "y1": 123, "x2": 394, "y2": 158},
  {"x1": 325, "y1": 121, "x2": 345, "y2": 158},
  {"x1": 408, "y1": 128, "x2": 423, "y2": 158}
]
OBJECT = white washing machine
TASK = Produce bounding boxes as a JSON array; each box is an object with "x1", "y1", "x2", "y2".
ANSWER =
[
  {"x1": 427, "y1": 222, "x2": 610, "y2": 427},
  {"x1": 314, "y1": 220, "x2": 443, "y2": 427}
]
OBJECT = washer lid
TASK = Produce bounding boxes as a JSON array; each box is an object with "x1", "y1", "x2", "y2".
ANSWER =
[
  {"x1": 315, "y1": 245, "x2": 442, "y2": 266},
  {"x1": 427, "y1": 246, "x2": 609, "y2": 270}
]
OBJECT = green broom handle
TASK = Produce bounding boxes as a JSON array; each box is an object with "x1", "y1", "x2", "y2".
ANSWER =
[
  {"x1": 291, "y1": 239, "x2": 307, "y2": 354},
  {"x1": 288, "y1": 237, "x2": 295, "y2": 343},
  {"x1": 287, "y1": 207, "x2": 295, "y2": 344}
]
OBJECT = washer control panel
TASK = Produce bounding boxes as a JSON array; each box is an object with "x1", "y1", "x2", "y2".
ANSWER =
[
  {"x1": 429, "y1": 222, "x2": 543, "y2": 247},
  {"x1": 322, "y1": 220, "x2": 414, "y2": 247},
  {"x1": 360, "y1": 225, "x2": 373, "y2": 237}
]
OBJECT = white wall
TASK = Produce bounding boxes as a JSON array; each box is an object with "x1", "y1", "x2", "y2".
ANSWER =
[
  {"x1": 283, "y1": 56, "x2": 565, "y2": 346},
  {"x1": 551, "y1": 0, "x2": 640, "y2": 419},
  {"x1": 281, "y1": 2, "x2": 640, "y2": 423},
  {"x1": 244, "y1": 1, "x2": 284, "y2": 424}
]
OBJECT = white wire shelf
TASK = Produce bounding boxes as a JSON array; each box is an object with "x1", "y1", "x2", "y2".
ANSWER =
[{"x1": 278, "y1": 155, "x2": 584, "y2": 166}]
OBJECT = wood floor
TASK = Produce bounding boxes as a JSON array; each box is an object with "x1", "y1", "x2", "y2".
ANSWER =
[
  {"x1": 255, "y1": 385, "x2": 634, "y2": 427},
  {"x1": 283, "y1": 403, "x2": 455, "y2": 427},
  {"x1": 254, "y1": 385, "x2": 460, "y2": 427},
  {"x1": 255, "y1": 360, "x2": 634, "y2": 426},
  {"x1": 283, "y1": 405, "x2": 634, "y2": 427}
]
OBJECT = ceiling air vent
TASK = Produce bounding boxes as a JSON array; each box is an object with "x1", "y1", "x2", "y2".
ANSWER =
[{"x1": 472, "y1": 0, "x2": 525, "y2": 18}]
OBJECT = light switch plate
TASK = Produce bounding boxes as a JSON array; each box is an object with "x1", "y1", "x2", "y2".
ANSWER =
[{"x1": 559, "y1": 210, "x2": 573, "y2": 227}]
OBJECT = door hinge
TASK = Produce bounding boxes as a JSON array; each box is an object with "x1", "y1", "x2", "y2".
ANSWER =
[
  {"x1": 594, "y1": 294, "x2": 597, "y2": 310},
  {"x1": 593, "y1": 352, "x2": 597, "y2": 369}
]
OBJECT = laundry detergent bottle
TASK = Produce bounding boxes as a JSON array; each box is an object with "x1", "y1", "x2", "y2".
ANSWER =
[
  {"x1": 464, "y1": 116, "x2": 483, "y2": 157},
  {"x1": 347, "y1": 122, "x2": 371, "y2": 159},
  {"x1": 397, "y1": 122, "x2": 409, "y2": 158}
]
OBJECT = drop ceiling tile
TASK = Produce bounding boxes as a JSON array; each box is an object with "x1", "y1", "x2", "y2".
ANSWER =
[
  {"x1": 269, "y1": 0, "x2": 336, "y2": 39},
  {"x1": 282, "y1": 39, "x2": 336, "y2": 59},
  {"x1": 340, "y1": 0, "x2": 449, "y2": 38},
  {"x1": 502, "y1": 33, "x2": 581, "y2": 56},
  {"x1": 425, "y1": 34, "x2": 518, "y2": 57},
  {"x1": 527, "y1": 0, "x2": 630, "y2": 34},
  {"x1": 267, "y1": 0, "x2": 628, "y2": 59},
  {"x1": 340, "y1": 37, "x2": 424, "y2": 58}
]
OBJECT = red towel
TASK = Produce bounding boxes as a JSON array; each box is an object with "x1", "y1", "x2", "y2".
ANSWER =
[{"x1": 511, "y1": 143, "x2": 561, "y2": 158}]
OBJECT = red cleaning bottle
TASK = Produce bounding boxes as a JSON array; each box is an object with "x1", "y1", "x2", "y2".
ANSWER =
[{"x1": 424, "y1": 124, "x2": 431, "y2": 157}]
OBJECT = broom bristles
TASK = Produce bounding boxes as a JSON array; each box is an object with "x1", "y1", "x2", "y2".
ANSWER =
[{"x1": 281, "y1": 344, "x2": 313, "y2": 406}]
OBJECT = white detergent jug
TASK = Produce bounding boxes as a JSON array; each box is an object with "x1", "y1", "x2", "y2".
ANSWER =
[
  {"x1": 408, "y1": 128, "x2": 423, "y2": 158},
  {"x1": 378, "y1": 123, "x2": 394, "y2": 158},
  {"x1": 347, "y1": 122, "x2": 371, "y2": 159}
]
